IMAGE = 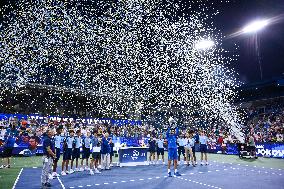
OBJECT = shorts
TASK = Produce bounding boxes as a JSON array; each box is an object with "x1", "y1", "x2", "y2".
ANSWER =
[
  {"x1": 3, "y1": 147, "x2": 13, "y2": 158},
  {"x1": 72, "y1": 148, "x2": 80, "y2": 159},
  {"x1": 178, "y1": 146, "x2": 185, "y2": 156},
  {"x1": 200, "y1": 144, "x2": 207, "y2": 153},
  {"x1": 168, "y1": 148, "x2": 178, "y2": 160},
  {"x1": 157, "y1": 147, "x2": 164, "y2": 156},
  {"x1": 149, "y1": 147, "x2": 156, "y2": 153},
  {"x1": 55, "y1": 148, "x2": 61, "y2": 161},
  {"x1": 82, "y1": 148, "x2": 91, "y2": 159},
  {"x1": 92, "y1": 152, "x2": 101, "y2": 160},
  {"x1": 63, "y1": 148, "x2": 72, "y2": 160}
]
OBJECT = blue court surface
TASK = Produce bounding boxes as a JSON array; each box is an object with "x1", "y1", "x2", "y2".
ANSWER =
[{"x1": 14, "y1": 161, "x2": 284, "y2": 189}]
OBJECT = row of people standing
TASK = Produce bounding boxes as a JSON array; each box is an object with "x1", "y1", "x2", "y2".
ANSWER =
[
  {"x1": 147, "y1": 130, "x2": 209, "y2": 166},
  {"x1": 41, "y1": 128, "x2": 114, "y2": 188}
]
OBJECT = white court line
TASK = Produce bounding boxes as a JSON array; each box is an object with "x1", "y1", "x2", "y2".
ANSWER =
[
  {"x1": 180, "y1": 176, "x2": 223, "y2": 189},
  {"x1": 57, "y1": 176, "x2": 66, "y2": 189},
  {"x1": 12, "y1": 168, "x2": 23, "y2": 189}
]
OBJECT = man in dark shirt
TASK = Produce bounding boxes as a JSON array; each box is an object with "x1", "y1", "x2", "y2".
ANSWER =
[
  {"x1": 148, "y1": 136, "x2": 156, "y2": 164},
  {"x1": 41, "y1": 130, "x2": 56, "y2": 188},
  {"x1": 2, "y1": 133, "x2": 15, "y2": 168}
]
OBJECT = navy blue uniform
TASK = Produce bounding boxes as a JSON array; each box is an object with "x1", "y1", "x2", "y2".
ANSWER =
[
  {"x1": 101, "y1": 137, "x2": 110, "y2": 154},
  {"x1": 3, "y1": 135, "x2": 15, "y2": 157},
  {"x1": 149, "y1": 139, "x2": 156, "y2": 153}
]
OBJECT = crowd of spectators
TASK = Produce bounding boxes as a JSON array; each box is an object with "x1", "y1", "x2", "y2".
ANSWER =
[{"x1": 0, "y1": 101, "x2": 283, "y2": 151}]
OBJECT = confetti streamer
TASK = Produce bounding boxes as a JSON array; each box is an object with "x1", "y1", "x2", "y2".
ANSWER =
[{"x1": 0, "y1": 0, "x2": 245, "y2": 142}]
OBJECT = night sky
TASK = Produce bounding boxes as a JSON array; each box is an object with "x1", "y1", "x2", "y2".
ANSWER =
[
  {"x1": 1, "y1": 0, "x2": 284, "y2": 84},
  {"x1": 214, "y1": 0, "x2": 284, "y2": 84}
]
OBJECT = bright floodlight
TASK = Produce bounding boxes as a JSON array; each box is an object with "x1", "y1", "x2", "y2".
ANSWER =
[
  {"x1": 242, "y1": 20, "x2": 269, "y2": 33},
  {"x1": 195, "y1": 40, "x2": 214, "y2": 50}
]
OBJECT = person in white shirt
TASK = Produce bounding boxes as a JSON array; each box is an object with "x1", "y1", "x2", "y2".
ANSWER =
[
  {"x1": 184, "y1": 132, "x2": 196, "y2": 167},
  {"x1": 61, "y1": 130, "x2": 75, "y2": 175},
  {"x1": 177, "y1": 135, "x2": 186, "y2": 163},
  {"x1": 90, "y1": 132, "x2": 101, "y2": 175},
  {"x1": 0, "y1": 126, "x2": 6, "y2": 142},
  {"x1": 71, "y1": 130, "x2": 82, "y2": 172},
  {"x1": 199, "y1": 131, "x2": 209, "y2": 165},
  {"x1": 80, "y1": 131, "x2": 91, "y2": 171},
  {"x1": 52, "y1": 127, "x2": 62, "y2": 177},
  {"x1": 156, "y1": 134, "x2": 165, "y2": 164}
]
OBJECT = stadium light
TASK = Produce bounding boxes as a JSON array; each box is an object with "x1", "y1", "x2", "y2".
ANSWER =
[
  {"x1": 242, "y1": 19, "x2": 269, "y2": 34},
  {"x1": 195, "y1": 39, "x2": 214, "y2": 50}
]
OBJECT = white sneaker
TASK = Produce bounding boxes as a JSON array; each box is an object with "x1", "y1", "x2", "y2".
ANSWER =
[
  {"x1": 69, "y1": 169, "x2": 74, "y2": 174},
  {"x1": 79, "y1": 167, "x2": 84, "y2": 172},
  {"x1": 206, "y1": 162, "x2": 209, "y2": 165},
  {"x1": 201, "y1": 162, "x2": 204, "y2": 166},
  {"x1": 52, "y1": 172, "x2": 60, "y2": 177},
  {"x1": 110, "y1": 164, "x2": 113, "y2": 167},
  {"x1": 90, "y1": 170, "x2": 94, "y2": 175},
  {"x1": 61, "y1": 171, "x2": 67, "y2": 176},
  {"x1": 75, "y1": 168, "x2": 79, "y2": 172},
  {"x1": 48, "y1": 174, "x2": 54, "y2": 180},
  {"x1": 98, "y1": 165, "x2": 101, "y2": 169},
  {"x1": 94, "y1": 169, "x2": 101, "y2": 174},
  {"x1": 162, "y1": 162, "x2": 165, "y2": 165},
  {"x1": 85, "y1": 167, "x2": 90, "y2": 171},
  {"x1": 0, "y1": 165, "x2": 3, "y2": 169}
]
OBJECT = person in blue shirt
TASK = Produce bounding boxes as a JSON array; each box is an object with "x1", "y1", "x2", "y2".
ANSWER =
[
  {"x1": 80, "y1": 130, "x2": 91, "y2": 171},
  {"x1": 90, "y1": 132, "x2": 101, "y2": 175},
  {"x1": 101, "y1": 132, "x2": 111, "y2": 170},
  {"x1": 2, "y1": 133, "x2": 16, "y2": 168},
  {"x1": 199, "y1": 130, "x2": 209, "y2": 165},
  {"x1": 61, "y1": 130, "x2": 75, "y2": 175},
  {"x1": 166, "y1": 126, "x2": 181, "y2": 177},
  {"x1": 52, "y1": 127, "x2": 62, "y2": 177},
  {"x1": 41, "y1": 130, "x2": 56, "y2": 188},
  {"x1": 71, "y1": 130, "x2": 82, "y2": 172}
]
